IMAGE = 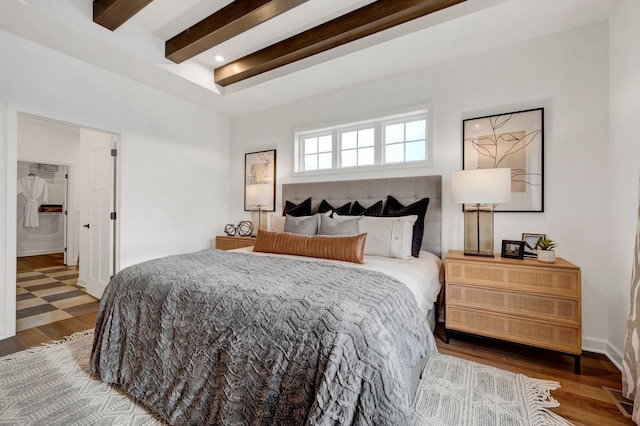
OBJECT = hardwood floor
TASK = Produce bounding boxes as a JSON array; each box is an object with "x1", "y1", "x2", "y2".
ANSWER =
[
  {"x1": 17, "y1": 252, "x2": 65, "y2": 271},
  {"x1": 0, "y1": 312, "x2": 97, "y2": 357},
  {"x1": 434, "y1": 326, "x2": 633, "y2": 425}
]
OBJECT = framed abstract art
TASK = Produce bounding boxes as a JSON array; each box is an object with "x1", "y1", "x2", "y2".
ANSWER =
[
  {"x1": 463, "y1": 108, "x2": 544, "y2": 212},
  {"x1": 244, "y1": 149, "x2": 276, "y2": 212}
]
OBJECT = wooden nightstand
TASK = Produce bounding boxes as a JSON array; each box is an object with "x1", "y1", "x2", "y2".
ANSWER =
[
  {"x1": 215, "y1": 235, "x2": 256, "y2": 251},
  {"x1": 444, "y1": 250, "x2": 582, "y2": 373}
]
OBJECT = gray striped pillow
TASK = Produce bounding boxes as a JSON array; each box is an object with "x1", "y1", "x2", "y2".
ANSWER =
[
  {"x1": 284, "y1": 214, "x2": 319, "y2": 235},
  {"x1": 318, "y1": 214, "x2": 362, "y2": 236}
]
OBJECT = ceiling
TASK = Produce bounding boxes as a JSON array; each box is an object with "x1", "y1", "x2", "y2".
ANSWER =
[{"x1": 0, "y1": 0, "x2": 619, "y2": 117}]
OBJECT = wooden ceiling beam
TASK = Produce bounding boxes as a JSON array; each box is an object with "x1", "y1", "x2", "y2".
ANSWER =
[
  {"x1": 166, "y1": 0, "x2": 309, "y2": 64},
  {"x1": 93, "y1": 0, "x2": 154, "y2": 31},
  {"x1": 214, "y1": 0, "x2": 466, "y2": 87}
]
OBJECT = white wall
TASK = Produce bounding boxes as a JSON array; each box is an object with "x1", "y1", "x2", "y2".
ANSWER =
[
  {"x1": 230, "y1": 22, "x2": 612, "y2": 355},
  {"x1": 0, "y1": 29, "x2": 230, "y2": 339},
  {"x1": 608, "y1": 0, "x2": 640, "y2": 364}
]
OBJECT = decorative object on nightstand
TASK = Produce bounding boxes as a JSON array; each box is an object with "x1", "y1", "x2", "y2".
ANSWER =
[
  {"x1": 452, "y1": 168, "x2": 511, "y2": 257},
  {"x1": 236, "y1": 221, "x2": 253, "y2": 237},
  {"x1": 224, "y1": 224, "x2": 237, "y2": 236},
  {"x1": 444, "y1": 250, "x2": 582, "y2": 374},
  {"x1": 536, "y1": 238, "x2": 557, "y2": 263}
]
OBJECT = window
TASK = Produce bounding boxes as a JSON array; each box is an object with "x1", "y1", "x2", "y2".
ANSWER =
[
  {"x1": 294, "y1": 108, "x2": 431, "y2": 173},
  {"x1": 384, "y1": 119, "x2": 427, "y2": 163},
  {"x1": 340, "y1": 127, "x2": 374, "y2": 167},
  {"x1": 302, "y1": 134, "x2": 332, "y2": 171}
]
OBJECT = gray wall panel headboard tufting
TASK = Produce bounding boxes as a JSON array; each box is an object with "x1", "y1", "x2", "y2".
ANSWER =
[{"x1": 281, "y1": 175, "x2": 442, "y2": 258}]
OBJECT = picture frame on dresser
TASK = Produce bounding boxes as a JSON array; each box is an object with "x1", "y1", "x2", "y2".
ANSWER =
[
  {"x1": 501, "y1": 240, "x2": 525, "y2": 259},
  {"x1": 522, "y1": 233, "x2": 546, "y2": 258}
]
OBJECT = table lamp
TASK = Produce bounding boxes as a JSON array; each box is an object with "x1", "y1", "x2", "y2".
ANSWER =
[
  {"x1": 452, "y1": 168, "x2": 512, "y2": 257},
  {"x1": 245, "y1": 183, "x2": 272, "y2": 235}
]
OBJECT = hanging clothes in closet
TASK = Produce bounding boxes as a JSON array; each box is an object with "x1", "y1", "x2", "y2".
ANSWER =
[{"x1": 17, "y1": 174, "x2": 48, "y2": 228}]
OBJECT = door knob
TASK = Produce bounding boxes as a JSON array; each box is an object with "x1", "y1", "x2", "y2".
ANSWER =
[{"x1": 83, "y1": 224, "x2": 90, "y2": 228}]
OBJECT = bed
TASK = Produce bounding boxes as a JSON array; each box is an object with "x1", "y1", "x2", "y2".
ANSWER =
[{"x1": 90, "y1": 175, "x2": 443, "y2": 425}]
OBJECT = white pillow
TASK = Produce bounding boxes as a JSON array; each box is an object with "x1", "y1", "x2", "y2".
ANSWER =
[{"x1": 332, "y1": 214, "x2": 417, "y2": 259}]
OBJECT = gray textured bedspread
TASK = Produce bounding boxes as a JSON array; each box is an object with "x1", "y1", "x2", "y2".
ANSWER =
[{"x1": 90, "y1": 249, "x2": 437, "y2": 425}]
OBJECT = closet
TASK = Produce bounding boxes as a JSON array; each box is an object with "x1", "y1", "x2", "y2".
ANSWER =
[{"x1": 16, "y1": 161, "x2": 67, "y2": 259}]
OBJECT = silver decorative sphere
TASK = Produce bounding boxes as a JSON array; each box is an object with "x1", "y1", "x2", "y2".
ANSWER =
[{"x1": 237, "y1": 221, "x2": 253, "y2": 237}]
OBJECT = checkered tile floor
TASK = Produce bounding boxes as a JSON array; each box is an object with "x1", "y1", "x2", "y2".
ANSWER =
[{"x1": 16, "y1": 266, "x2": 100, "y2": 332}]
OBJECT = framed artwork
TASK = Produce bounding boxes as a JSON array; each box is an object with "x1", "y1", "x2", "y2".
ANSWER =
[
  {"x1": 501, "y1": 240, "x2": 525, "y2": 259},
  {"x1": 244, "y1": 149, "x2": 276, "y2": 212},
  {"x1": 463, "y1": 108, "x2": 544, "y2": 212},
  {"x1": 522, "y1": 233, "x2": 546, "y2": 258}
]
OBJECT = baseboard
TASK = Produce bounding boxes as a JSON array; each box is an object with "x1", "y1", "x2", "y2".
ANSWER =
[
  {"x1": 583, "y1": 336, "x2": 624, "y2": 371},
  {"x1": 17, "y1": 249, "x2": 65, "y2": 257},
  {"x1": 77, "y1": 278, "x2": 87, "y2": 287}
]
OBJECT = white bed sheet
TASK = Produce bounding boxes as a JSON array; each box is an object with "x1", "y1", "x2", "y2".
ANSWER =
[{"x1": 231, "y1": 246, "x2": 443, "y2": 316}]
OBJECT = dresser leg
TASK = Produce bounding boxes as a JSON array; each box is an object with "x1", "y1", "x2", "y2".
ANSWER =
[
  {"x1": 444, "y1": 328, "x2": 449, "y2": 344},
  {"x1": 574, "y1": 355, "x2": 581, "y2": 375}
]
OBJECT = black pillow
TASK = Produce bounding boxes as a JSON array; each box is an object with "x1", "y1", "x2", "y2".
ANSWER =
[
  {"x1": 382, "y1": 196, "x2": 430, "y2": 257},
  {"x1": 282, "y1": 197, "x2": 312, "y2": 217},
  {"x1": 317, "y1": 200, "x2": 351, "y2": 216},
  {"x1": 348, "y1": 200, "x2": 383, "y2": 216}
]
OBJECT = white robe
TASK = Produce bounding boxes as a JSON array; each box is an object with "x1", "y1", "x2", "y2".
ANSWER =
[{"x1": 18, "y1": 175, "x2": 48, "y2": 228}]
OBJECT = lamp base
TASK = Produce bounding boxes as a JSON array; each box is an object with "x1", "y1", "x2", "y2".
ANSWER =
[
  {"x1": 463, "y1": 249, "x2": 494, "y2": 257},
  {"x1": 463, "y1": 205, "x2": 495, "y2": 257}
]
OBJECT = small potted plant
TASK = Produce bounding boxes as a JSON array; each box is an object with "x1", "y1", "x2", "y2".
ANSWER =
[{"x1": 536, "y1": 238, "x2": 557, "y2": 263}]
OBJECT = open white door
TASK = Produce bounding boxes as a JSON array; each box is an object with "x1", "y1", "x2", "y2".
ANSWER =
[{"x1": 83, "y1": 131, "x2": 115, "y2": 299}]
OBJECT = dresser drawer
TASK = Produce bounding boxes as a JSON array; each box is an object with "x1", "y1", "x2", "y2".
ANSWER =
[
  {"x1": 446, "y1": 306, "x2": 581, "y2": 354},
  {"x1": 446, "y1": 284, "x2": 580, "y2": 324},
  {"x1": 447, "y1": 260, "x2": 580, "y2": 297}
]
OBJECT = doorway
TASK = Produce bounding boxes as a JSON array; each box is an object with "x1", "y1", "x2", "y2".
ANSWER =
[
  {"x1": 16, "y1": 161, "x2": 69, "y2": 263},
  {"x1": 14, "y1": 114, "x2": 118, "y2": 331}
]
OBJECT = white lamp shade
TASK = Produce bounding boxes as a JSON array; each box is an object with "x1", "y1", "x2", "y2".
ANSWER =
[
  {"x1": 246, "y1": 183, "x2": 272, "y2": 208},
  {"x1": 451, "y1": 168, "x2": 512, "y2": 204}
]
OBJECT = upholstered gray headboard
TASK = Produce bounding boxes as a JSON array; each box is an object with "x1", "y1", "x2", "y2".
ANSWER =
[{"x1": 281, "y1": 175, "x2": 442, "y2": 258}]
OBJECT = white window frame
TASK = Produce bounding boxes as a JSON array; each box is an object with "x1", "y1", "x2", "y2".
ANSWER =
[
  {"x1": 381, "y1": 115, "x2": 429, "y2": 164},
  {"x1": 293, "y1": 106, "x2": 433, "y2": 175},
  {"x1": 338, "y1": 124, "x2": 377, "y2": 169},
  {"x1": 300, "y1": 132, "x2": 333, "y2": 172}
]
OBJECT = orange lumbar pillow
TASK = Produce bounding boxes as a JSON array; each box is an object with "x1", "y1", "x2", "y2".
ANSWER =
[{"x1": 253, "y1": 229, "x2": 367, "y2": 264}]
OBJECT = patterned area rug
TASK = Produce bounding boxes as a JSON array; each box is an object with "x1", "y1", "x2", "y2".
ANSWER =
[
  {"x1": 412, "y1": 354, "x2": 572, "y2": 426},
  {"x1": 0, "y1": 330, "x2": 164, "y2": 425},
  {"x1": 0, "y1": 331, "x2": 571, "y2": 425}
]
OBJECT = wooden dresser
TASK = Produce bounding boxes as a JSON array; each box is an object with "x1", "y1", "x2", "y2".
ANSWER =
[
  {"x1": 215, "y1": 235, "x2": 256, "y2": 251},
  {"x1": 445, "y1": 250, "x2": 582, "y2": 373}
]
